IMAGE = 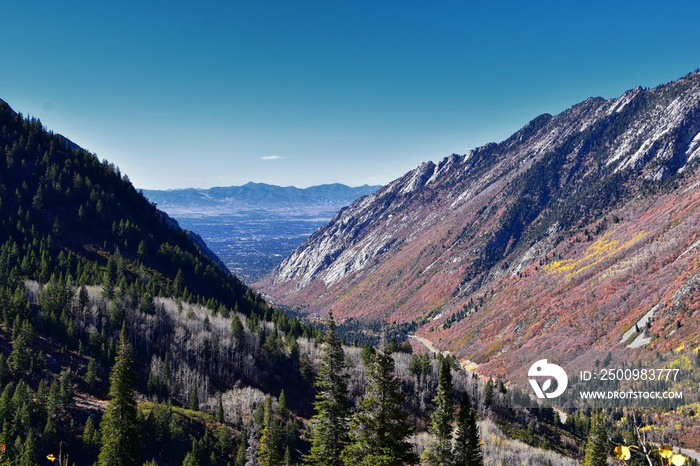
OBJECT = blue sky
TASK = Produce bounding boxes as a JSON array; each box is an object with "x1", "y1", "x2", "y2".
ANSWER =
[{"x1": 2, "y1": 1, "x2": 699, "y2": 189}]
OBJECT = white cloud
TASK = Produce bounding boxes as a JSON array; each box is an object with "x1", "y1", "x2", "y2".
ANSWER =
[{"x1": 261, "y1": 155, "x2": 283, "y2": 161}]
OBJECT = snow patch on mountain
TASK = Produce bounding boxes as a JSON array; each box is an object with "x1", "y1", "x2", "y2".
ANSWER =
[{"x1": 683, "y1": 131, "x2": 700, "y2": 166}]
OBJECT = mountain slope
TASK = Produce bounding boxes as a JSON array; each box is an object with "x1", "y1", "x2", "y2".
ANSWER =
[
  {"x1": 0, "y1": 98, "x2": 265, "y2": 311},
  {"x1": 0, "y1": 98, "x2": 321, "y2": 464},
  {"x1": 260, "y1": 70, "x2": 700, "y2": 383}
]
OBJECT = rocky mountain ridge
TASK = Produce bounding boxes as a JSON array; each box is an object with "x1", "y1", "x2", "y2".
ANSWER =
[{"x1": 259, "y1": 69, "x2": 700, "y2": 382}]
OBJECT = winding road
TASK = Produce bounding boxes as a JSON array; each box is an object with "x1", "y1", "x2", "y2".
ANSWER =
[{"x1": 408, "y1": 334, "x2": 442, "y2": 355}]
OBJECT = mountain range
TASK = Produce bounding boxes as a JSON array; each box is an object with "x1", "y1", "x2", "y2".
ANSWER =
[
  {"x1": 259, "y1": 69, "x2": 700, "y2": 409},
  {"x1": 142, "y1": 183, "x2": 380, "y2": 216}
]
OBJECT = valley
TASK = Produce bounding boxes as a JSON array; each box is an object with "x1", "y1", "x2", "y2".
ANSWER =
[
  {"x1": 172, "y1": 212, "x2": 329, "y2": 282},
  {"x1": 142, "y1": 183, "x2": 379, "y2": 281},
  {"x1": 2, "y1": 68, "x2": 700, "y2": 465}
]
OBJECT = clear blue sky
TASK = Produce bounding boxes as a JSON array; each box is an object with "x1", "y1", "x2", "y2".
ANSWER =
[{"x1": 2, "y1": 1, "x2": 699, "y2": 189}]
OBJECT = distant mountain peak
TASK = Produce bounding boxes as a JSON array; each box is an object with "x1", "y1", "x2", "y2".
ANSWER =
[{"x1": 142, "y1": 182, "x2": 381, "y2": 216}]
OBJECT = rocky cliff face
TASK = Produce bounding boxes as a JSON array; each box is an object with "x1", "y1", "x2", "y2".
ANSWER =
[{"x1": 259, "y1": 69, "x2": 700, "y2": 379}]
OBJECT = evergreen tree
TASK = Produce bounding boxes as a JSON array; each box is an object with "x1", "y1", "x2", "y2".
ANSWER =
[
  {"x1": 483, "y1": 378, "x2": 494, "y2": 409},
  {"x1": 216, "y1": 394, "x2": 224, "y2": 423},
  {"x1": 46, "y1": 379, "x2": 62, "y2": 420},
  {"x1": 86, "y1": 357, "x2": 98, "y2": 386},
  {"x1": 304, "y1": 313, "x2": 350, "y2": 466},
  {"x1": 173, "y1": 269, "x2": 184, "y2": 294},
  {"x1": 582, "y1": 410, "x2": 608, "y2": 466},
  {"x1": 231, "y1": 315, "x2": 244, "y2": 349},
  {"x1": 78, "y1": 285, "x2": 90, "y2": 317},
  {"x1": 258, "y1": 395, "x2": 281, "y2": 466},
  {"x1": 182, "y1": 450, "x2": 200, "y2": 466},
  {"x1": 139, "y1": 293, "x2": 156, "y2": 315},
  {"x1": 0, "y1": 354, "x2": 8, "y2": 388},
  {"x1": 278, "y1": 389, "x2": 288, "y2": 417},
  {"x1": 137, "y1": 240, "x2": 148, "y2": 263},
  {"x1": 189, "y1": 381, "x2": 199, "y2": 411},
  {"x1": 422, "y1": 357, "x2": 455, "y2": 466},
  {"x1": 102, "y1": 257, "x2": 117, "y2": 299},
  {"x1": 83, "y1": 415, "x2": 100, "y2": 456},
  {"x1": 341, "y1": 351, "x2": 418, "y2": 466},
  {"x1": 284, "y1": 445, "x2": 292, "y2": 465},
  {"x1": 97, "y1": 323, "x2": 139, "y2": 466},
  {"x1": 8, "y1": 319, "x2": 33, "y2": 374},
  {"x1": 18, "y1": 430, "x2": 38, "y2": 466},
  {"x1": 235, "y1": 442, "x2": 246, "y2": 466},
  {"x1": 43, "y1": 417, "x2": 58, "y2": 451},
  {"x1": 454, "y1": 393, "x2": 482, "y2": 466}
]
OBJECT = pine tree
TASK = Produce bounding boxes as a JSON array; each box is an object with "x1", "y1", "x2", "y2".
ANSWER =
[
  {"x1": 162, "y1": 353, "x2": 171, "y2": 398},
  {"x1": 341, "y1": 351, "x2": 418, "y2": 466},
  {"x1": 284, "y1": 445, "x2": 292, "y2": 465},
  {"x1": 216, "y1": 394, "x2": 225, "y2": 423},
  {"x1": 86, "y1": 357, "x2": 97, "y2": 386},
  {"x1": 231, "y1": 315, "x2": 244, "y2": 349},
  {"x1": 97, "y1": 323, "x2": 139, "y2": 466},
  {"x1": 139, "y1": 293, "x2": 156, "y2": 315},
  {"x1": 137, "y1": 240, "x2": 148, "y2": 263},
  {"x1": 304, "y1": 313, "x2": 350, "y2": 466},
  {"x1": 9, "y1": 319, "x2": 33, "y2": 374},
  {"x1": 0, "y1": 354, "x2": 8, "y2": 387},
  {"x1": 278, "y1": 389, "x2": 288, "y2": 417},
  {"x1": 235, "y1": 442, "x2": 246, "y2": 466},
  {"x1": 189, "y1": 381, "x2": 199, "y2": 411},
  {"x1": 582, "y1": 410, "x2": 608, "y2": 466},
  {"x1": 173, "y1": 269, "x2": 184, "y2": 294},
  {"x1": 258, "y1": 395, "x2": 281, "y2": 466},
  {"x1": 83, "y1": 415, "x2": 100, "y2": 455},
  {"x1": 102, "y1": 257, "x2": 117, "y2": 300},
  {"x1": 78, "y1": 285, "x2": 90, "y2": 322},
  {"x1": 182, "y1": 450, "x2": 200, "y2": 466},
  {"x1": 483, "y1": 378, "x2": 494, "y2": 409},
  {"x1": 422, "y1": 356, "x2": 455, "y2": 466},
  {"x1": 454, "y1": 393, "x2": 482, "y2": 466},
  {"x1": 43, "y1": 417, "x2": 58, "y2": 451},
  {"x1": 18, "y1": 429, "x2": 38, "y2": 466}
]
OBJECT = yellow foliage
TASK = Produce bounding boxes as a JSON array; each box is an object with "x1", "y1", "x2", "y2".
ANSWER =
[
  {"x1": 676, "y1": 403, "x2": 700, "y2": 418},
  {"x1": 675, "y1": 344, "x2": 686, "y2": 353},
  {"x1": 614, "y1": 445, "x2": 631, "y2": 460},
  {"x1": 671, "y1": 454, "x2": 687, "y2": 466},
  {"x1": 544, "y1": 230, "x2": 648, "y2": 278},
  {"x1": 668, "y1": 356, "x2": 693, "y2": 371},
  {"x1": 659, "y1": 445, "x2": 673, "y2": 459}
]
